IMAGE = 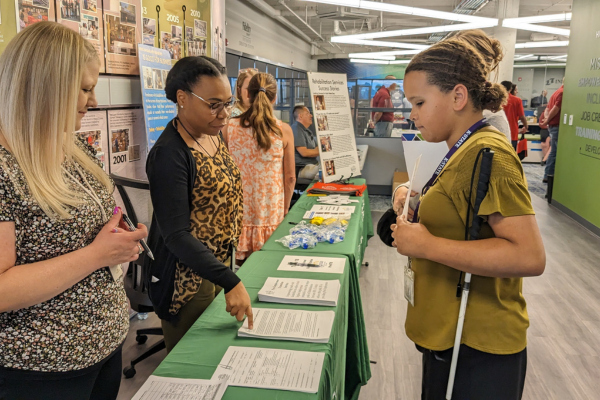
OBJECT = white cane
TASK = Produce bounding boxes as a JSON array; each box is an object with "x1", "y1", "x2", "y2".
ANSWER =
[{"x1": 446, "y1": 149, "x2": 494, "y2": 400}]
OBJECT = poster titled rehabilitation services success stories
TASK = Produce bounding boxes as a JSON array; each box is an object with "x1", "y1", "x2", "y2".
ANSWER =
[
  {"x1": 307, "y1": 72, "x2": 361, "y2": 183},
  {"x1": 138, "y1": 44, "x2": 176, "y2": 150},
  {"x1": 58, "y1": 0, "x2": 105, "y2": 72},
  {"x1": 103, "y1": 0, "x2": 142, "y2": 75}
]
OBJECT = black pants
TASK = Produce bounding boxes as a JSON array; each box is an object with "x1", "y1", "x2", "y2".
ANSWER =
[
  {"x1": 418, "y1": 344, "x2": 527, "y2": 400},
  {"x1": 0, "y1": 345, "x2": 122, "y2": 400}
]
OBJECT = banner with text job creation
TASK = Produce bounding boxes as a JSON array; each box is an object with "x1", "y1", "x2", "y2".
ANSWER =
[
  {"x1": 138, "y1": 44, "x2": 176, "y2": 150},
  {"x1": 553, "y1": 0, "x2": 600, "y2": 231},
  {"x1": 307, "y1": 72, "x2": 361, "y2": 183}
]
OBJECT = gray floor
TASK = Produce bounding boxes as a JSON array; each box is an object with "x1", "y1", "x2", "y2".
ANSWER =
[{"x1": 117, "y1": 194, "x2": 600, "y2": 400}]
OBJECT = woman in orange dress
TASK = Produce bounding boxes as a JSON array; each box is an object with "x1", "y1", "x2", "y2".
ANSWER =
[{"x1": 225, "y1": 73, "x2": 296, "y2": 263}]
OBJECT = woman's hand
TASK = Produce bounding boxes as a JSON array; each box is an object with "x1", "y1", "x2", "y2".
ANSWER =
[
  {"x1": 88, "y1": 208, "x2": 149, "y2": 268},
  {"x1": 391, "y1": 215, "x2": 433, "y2": 258},
  {"x1": 225, "y1": 281, "x2": 254, "y2": 329},
  {"x1": 393, "y1": 186, "x2": 419, "y2": 219}
]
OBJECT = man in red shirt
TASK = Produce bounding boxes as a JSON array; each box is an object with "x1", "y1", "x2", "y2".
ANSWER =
[
  {"x1": 540, "y1": 84, "x2": 564, "y2": 182},
  {"x1": 501, "y1": 81, "x2": 528, "y2": 149},
  {"x1": 371, "y1": 75, "x2": 398, "y2": 137}
]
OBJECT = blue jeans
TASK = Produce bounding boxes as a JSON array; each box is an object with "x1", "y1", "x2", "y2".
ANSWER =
[
  {"x1": 374, "y1": 121, "x2": 393, "y2": 137},
  {"x1": 544, "y1": 125, "x2": 559, "y2": 179}
]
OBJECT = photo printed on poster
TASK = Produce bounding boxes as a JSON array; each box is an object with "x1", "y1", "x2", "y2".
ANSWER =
[
  {"x1": 107, "y1": 108, "x2": 147, "y2": 179},
  {"x1": 104, "y1": 0, "x2": 141, "y2": 75},
  {"x1": 15, "y1": 0, "x2": 56, "y2": 33},
  {"x1": 76, "y1": 110, "x2": 109, "y2": 173}
]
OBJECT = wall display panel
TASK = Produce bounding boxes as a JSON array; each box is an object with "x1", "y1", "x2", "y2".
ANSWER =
[
  {"x1": 0, "y1": 2, "x2": 18, "y2": 54},
  {"x1": 57, "y1": 0, "x2": 105, "y2": 72},
  {"x1": 76, "y1": 110, "x2": 109, "y2": 173},
  {"x1": 141, "y1": 0, "x2": 209, "y2": 63},
  {"x1": 552, "y1": 0, "x2": 600, "y2": 231},
  {"x1": 15, "y1": 0, "x2": 56, "y2": 34},
  {"x1": 210, "y1": 0, "x2": 224, "y2": 64},
  {"x1": 103, "y1": 0, "x2": 142, "y2": 75},
  {"x1": 107, "y1": 108, "x2": 147, "y2": 179}
]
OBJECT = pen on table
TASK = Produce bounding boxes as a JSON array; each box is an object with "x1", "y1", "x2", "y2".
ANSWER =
[{"x1": 122, "y1": 214, "x2": 155, "y2": 261}]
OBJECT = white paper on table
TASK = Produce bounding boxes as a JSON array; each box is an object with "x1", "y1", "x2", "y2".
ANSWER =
[
  {"x1": 258, "y1": 277, "x2": 341, "y2": 306},
  {"x1": 212, "y1": 346, "x2": 325, "y2": 393},
  {"x1": 303, "y1": 211, "x2": 353, "y2": 219},
  {"x1": 131, "y1": 375, "x2": 229, "y2": 400},
  {"x1": 277, "y1": 255, "x2": 346, "y2": 274},
  {"x1": 310, "y1": 205, "x2": 356, "y2": 214},
  {"x1": 402, "y1": 141, "x2": 449, "y2": 193},
  {"x1": 238, "y1": 308, "x2": 335, "y2": 343},
  {"x1": 402, "y1": 154, "x2": 422, "y2": 219}
]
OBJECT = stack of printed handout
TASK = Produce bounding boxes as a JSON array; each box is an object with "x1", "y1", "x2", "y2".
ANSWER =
[
  {"x1": 258, "y1": 277, "x2": 341, "y2": 307},
  {"x1": 238, "y1": 308, "x2": 335, "y2": 343}
]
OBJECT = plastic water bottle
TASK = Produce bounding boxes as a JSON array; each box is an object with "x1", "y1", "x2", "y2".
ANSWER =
[{"x1": 137, "y1": 312, "x2": 148, "y2": 320}]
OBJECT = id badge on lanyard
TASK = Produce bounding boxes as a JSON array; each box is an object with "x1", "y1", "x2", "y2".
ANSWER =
[{"x1": 404, "y1": 119, "x2": 489, "y2": 307}]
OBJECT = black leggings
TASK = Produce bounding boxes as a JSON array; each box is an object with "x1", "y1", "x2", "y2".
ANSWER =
[
  {"x1": 418, "y1": 344, "x2": 527, "y2": 400},
  {"x1": 0, "y1": 345, "x2": 122, "y2": 400}
]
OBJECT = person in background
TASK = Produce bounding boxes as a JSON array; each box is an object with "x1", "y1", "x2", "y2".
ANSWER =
[
  {"x1": 146, "y1": 56, "x2": 253, "y2": 352},
  {"x1": 511, "y1": 83, "x2": 519, "y2": 96},
  {"x1": 531, "y1": 90, "x2": 548, "y2": 107},
  {"x1": 230, "y1": 68, "x2": 258, "y2": 117},
  {"x1": 454, "y1": 29, "x2": 511, "y2": 143},
  {"x1": 291, "y1": 105, "x2": 319, "y2": 176},
  {"x1": 502, "y1": 80, "x2": 528, "y2": 149},
  {"x1": 225, "y1": 73, "x2": 296, "y2": 263},
  {"x1": 393, "y1": 37, "x2": 545, "y2": 400},
  {"x1": 540, "y1": 83, "x2": 564, "y2": 183},
  {"x1": 0, "y1": 22, "x2": 148, "y2": 399},
  {"x1": 401, "y1": 95, "x2": 414, "y2": 129},
  {"x1": 372, "y1": 75, "x2": 398, "y2": 137}
]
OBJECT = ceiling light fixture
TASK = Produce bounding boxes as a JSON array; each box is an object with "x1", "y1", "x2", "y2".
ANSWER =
[
  {"x1": 502, "y1": 13, "x2": 571, "y2": 36},
  {"x1": 331, "y1": 37, "x2": 430, "y2": 50},
  {"x1": 504, "y1": 13, "x2": 571, "y2": 25},
  {"x1": 515, "y1": 41, "x2": 570, "y2": 49},
  {"x1": 514, "y1": 54, "x2": 535, "y2": 60},
  {"x1": 350, "y1": 58, "x2": 412, "y2": 65},
  {"x1": 513, "y1": 63, "x2": 567, "y2": 68},
  {"x1": 349, "y1": 49, "x2": 422, "y2": 58},
  {"x1": 349, "y1": 54, "x2": 397, "y2": 61}
]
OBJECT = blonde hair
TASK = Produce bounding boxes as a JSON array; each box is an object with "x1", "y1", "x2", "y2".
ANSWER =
[
  {"x1": 239, "y1": 73, "x2": 282, "y2": 151},
  {"x1": 234, "y1": 69, "x2": 258, "y2": 113},
  {"x1": 0, "y1": 22, "x2": 111, "y2": 219}
]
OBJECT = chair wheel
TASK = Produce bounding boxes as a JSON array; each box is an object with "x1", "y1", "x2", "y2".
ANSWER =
[
  {"x1": 123, "y1": 365, "x2": 136, "y2": 379},
  {"x1": 136, "y1": 335, "x2": 148, "y2": 344}
]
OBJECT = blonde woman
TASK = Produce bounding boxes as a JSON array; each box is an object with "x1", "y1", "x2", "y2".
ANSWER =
[
  {"x1": 0, "y1": 22, "x2": 147, "y2": 399},
  {"x1": 230, "y1": 68, "x2": 258, "y2": 117}
]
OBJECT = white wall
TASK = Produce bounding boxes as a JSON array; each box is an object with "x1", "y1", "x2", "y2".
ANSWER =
[
  {"x1": 225, "y1": 0, "x2": 317, "y2": 71},
  {"x1": 512, "y1": 67, "x2": 566, "y2": 105}
]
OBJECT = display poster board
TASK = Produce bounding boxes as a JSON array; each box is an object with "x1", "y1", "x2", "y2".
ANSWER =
[
  {"x1": 103, "y1": 0, "x2": 142, "y2": 74},
  {"x1": 107, "y1": 108, "x2": 147, "y2": 179},
  {"x1": 210, "y1": 0, "x2": 224, "y2": 64},
  {"x1": 15, "y1": 0, "x2": 56, "y2": 34},
  {"x1": 58, "y1": 0, "x2": 106, "y2": 72},
  {"x1": 141, "y1": 0, "x2": 210, "y2": 62},
  {"x1": 77, "y1": 110, "x2": 110, "y2": 173},
  {"x1": 1, "y1": 1, "x2": 18, "y2": 54},
  {"x1": 307, "y1": 72, "x2": 361, "y2": 183},
  {"x1": 138, "y1": 44, "x2": 176, "y2": 150}
]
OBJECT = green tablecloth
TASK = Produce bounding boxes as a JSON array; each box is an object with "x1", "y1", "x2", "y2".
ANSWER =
[
  {"x1": 261, "y1": 178, "x2": 374, "y2": 270},
  {"x1": 259, "y1": 178, "x2": 373, "y2": 399},
  {"x1": 153, "y1": 251, "x2": 352, "y2": 399}
]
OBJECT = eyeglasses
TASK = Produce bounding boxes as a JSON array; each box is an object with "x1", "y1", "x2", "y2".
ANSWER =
[
  {"x1": 190, "y1": 92, "x2": 237, "y2": 115},
  {"x1": 239, "y1": 68, "x2": 258, "y2": 74}
]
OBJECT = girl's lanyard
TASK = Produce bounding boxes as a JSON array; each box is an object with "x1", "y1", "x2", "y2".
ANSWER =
[
  {"x1": 412, "y1": 119, "x2": 490, "y2": 223},
  {"x1": 404, "y1": 119, "x2": 489, "y2": 308}
]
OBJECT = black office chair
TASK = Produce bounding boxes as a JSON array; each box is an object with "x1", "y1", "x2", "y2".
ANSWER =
[
  {"x1": 110, "y1": 174, "x2": 166, "y2": 379},
  {"x1": 291, "y1": 165, "x2": 313, "y2": 206}
]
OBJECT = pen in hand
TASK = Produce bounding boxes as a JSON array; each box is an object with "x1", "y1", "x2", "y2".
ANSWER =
[{"x1": 121, "y1": 214, "x2": 155, "y2": 261}]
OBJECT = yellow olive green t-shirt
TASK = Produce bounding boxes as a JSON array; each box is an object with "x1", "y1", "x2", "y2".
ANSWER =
[{"x1": 405, "y1": 127, "x2": 535, "y2": 355}]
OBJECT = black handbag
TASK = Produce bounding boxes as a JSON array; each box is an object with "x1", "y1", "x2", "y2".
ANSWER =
[{"x1": 377, "y1": 207, "x2": 397, "y2": 247}]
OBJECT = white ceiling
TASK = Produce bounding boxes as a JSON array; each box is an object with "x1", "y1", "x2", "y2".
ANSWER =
[{"x1": 260, "y1": 0, "x2": 573, "y2": 58}]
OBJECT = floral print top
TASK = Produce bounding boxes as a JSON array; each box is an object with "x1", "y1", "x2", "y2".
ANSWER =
[{"x1": 0, "y1": 140, "x2": 129, "y2": 372}]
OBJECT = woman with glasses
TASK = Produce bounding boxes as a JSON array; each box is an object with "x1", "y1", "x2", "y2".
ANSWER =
[
  {"x1": 146, "y1": 56, "x2": 253, "y2": 352},
  {"x1": 225, "y1": 73, "x2": 296, "y2": 264},
  {"x1": 230, "y1": 68, "x2": 258, "y2": 117}
]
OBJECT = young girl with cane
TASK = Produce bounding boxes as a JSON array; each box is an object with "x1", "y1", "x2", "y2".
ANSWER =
[{"x1": 391, "y1": 37, "x2": 546, "y2": 399}]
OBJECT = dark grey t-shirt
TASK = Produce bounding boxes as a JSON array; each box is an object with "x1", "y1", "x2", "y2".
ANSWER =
[{"x1": 291, "y1": 122, "x2": 318, "y2": 167}]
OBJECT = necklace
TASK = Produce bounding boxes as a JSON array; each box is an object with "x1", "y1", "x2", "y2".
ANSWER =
[{"x1": 176, "y1": 117, "x2": 217, "y2": 158}]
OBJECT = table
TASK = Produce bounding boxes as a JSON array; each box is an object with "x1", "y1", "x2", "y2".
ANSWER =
[
  {"x1": 260, "y1": 178, "x2": 373, "y2": 399},
  {"x1": 153, "y1": 251, "x2": 364, "y2": 400},
  {"x1": 261, "y1": 178, "x2": 374, "y2": 271}
]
